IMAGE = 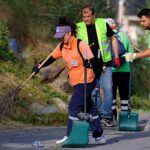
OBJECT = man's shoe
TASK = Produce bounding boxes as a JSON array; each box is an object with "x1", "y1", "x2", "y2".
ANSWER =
[
  {"x1": 56, "y1": 136, "x2": 68, "y2": 144},
  {"x1": 89, "y1": 134, "x2": 106, "y2": 145},
  {"x1": 101, "y1": 118, "x2": 114, "y2": 127}
]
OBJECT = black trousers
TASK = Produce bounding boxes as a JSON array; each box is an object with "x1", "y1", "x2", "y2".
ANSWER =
[{"x1": 112, "y1": 72, "x2": 131, "y2": 112}]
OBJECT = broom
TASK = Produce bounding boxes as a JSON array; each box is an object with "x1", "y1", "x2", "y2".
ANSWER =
[{"x1": 0, "y1": 53, "x2": 65, "y2": 119}]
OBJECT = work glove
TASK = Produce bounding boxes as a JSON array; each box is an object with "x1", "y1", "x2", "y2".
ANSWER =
[
  {"x1": 32, "y1": 64, "x2": 40, "y2": 74},
  {"x1": 123, "y1": 52, "x2": 137, "y2": 62},
  {"x1": 114, "y1": 57, "x2": 121, "y2": 68}
]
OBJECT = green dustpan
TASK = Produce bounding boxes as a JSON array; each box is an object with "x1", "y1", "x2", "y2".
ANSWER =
[
  {"x1": 62, "y1": 50, "x2": 89, "y2": 146},
  {"x1": 62, "y1": 121, "x2": 89, "y2": 146},
  {"x1": 119, "y1": 111, "x2": 139, "y2": 131},
  {"x1": 119, "y1": 60, "x2": 139, "y2": 132}
]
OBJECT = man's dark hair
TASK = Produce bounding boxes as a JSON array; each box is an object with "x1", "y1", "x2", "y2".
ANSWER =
[
  {"x1": 137, "y1": 8, "x2": 150, "y2": 18},
  {"x1": 81, "y1": 4, "x2": 95, "y2": 15},
  {"x1": 57, "y1": 17, "x2": 77, "y2": 36}
]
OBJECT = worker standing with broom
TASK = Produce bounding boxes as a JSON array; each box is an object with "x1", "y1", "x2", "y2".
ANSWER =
[
  {"x1": 125, "y1": 8, "x2": 150, "y2": 60},
  {"x1": 124, "y1": 8, "x2": 150, "y2": 131},
  {"x1": 106, "y1": 18, "x2": 134, "y2": 121},
  {"x1": 32, "y1": 17, "x2": 106, "y2": 145}
]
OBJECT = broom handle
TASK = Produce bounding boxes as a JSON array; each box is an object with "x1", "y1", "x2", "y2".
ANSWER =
[
  {"x1": 128, "y1": 44, "x2": 135, "y2": 113},
  {"x1": 83, "y1": 43, "x2": 95, "y2": 115},
  {"x1": 90, "y1": 42, "x2": 95, "y2": 47},
  {"x1": 84, "y1": 50, "x2": 87, "y2": 115},
  {"x1": 131, "y1": 44, "x2": 141, "y2": 52},
  {"x1": 19, "y1": 53, "x2": 52, "y2": 88},
  {"x1": 38, "y1": 53, "x2": 52, "y2": 69}
]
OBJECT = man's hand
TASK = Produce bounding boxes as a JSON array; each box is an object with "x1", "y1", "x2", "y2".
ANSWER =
[
  {"x1": 32, "y1": 64, "x2": 40, "y2": 74},
  {"x1": 114, "y1": 57, "x2": 120, "y2": 68},
  {"x1": 124, "y1": 53, "x2": 137, "y2": 62}
]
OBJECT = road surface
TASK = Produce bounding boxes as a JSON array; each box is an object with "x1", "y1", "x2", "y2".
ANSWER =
[{"x1": 0, "y1": 112, "x2": 150, "y2": 150}]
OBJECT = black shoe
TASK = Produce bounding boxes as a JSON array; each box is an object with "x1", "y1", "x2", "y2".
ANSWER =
[{"x1": 112, "y1": 109, "x2": 118, "y2": 121}]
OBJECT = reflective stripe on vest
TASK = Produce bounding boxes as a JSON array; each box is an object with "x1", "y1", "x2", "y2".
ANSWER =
[{"x1": 76, "y1": 18, "x2": 111, "y2": 62}]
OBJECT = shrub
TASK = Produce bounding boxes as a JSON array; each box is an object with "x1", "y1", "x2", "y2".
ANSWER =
[
  {"x1": 0, "y1": 21, "x2": 14, "y2": 61},
  {"x1": 131, "y1": 95, "x2": 150, "y2": 110}
]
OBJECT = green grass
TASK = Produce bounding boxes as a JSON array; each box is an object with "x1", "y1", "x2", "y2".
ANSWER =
[
  {"x1": 0, "y1": 60, "x2": 68, "y2": 125},
  {"x1": 8, "y1": 113, "x2": 68, "y2": 126}
]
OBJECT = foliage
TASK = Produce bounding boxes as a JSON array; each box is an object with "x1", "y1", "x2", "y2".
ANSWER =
[
  {"x1": 0, "y1": 60, "x2": 68, "y2": 125},
  {"x1": 146, "y1": 0, "x2": 150, "y2": 7},
  {"x1": 132, "y1": 26, "x2": 150, "y2": 99},
  {"x1": 132, "y1": 95, "x2": 150, "y2": 110},
  {"x1": 132, "y1": 60, "x2": 150, "y2": 99},
  {"x1": 0, "y1": 21, "x2": 14, "y2": 60},
  {"x1": 2, "y1": 0, "x2": 115, "y2": 42},
  {"x1": 8, "y1": 113, "x2": 68, "y2": 126},
  {"x1": 2, "y1": 0, "x2": 37, "y2": 43},
  {"x1": 0, "y1": 60, "x2": 68, "y2": 102}
]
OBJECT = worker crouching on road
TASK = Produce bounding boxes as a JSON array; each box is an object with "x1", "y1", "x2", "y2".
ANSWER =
[{"x1": 32, "y1": 17, "x2": 106, "y2": 145}]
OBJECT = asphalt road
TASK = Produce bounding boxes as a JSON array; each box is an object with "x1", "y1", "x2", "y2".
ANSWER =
[{"x1": 0, "y1": 112, "x2": 150, "y2": 150}]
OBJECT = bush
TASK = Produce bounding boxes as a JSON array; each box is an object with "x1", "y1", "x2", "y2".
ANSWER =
[
  {"x1": 0, "y1": 21, "x2": 14, "y2": 61},
  {"x1": 132, "y1": 95, "x2": 150, "y2": 110},
  {"x1": 132, "y1": 60, "x2": 150, "y2": 98}
]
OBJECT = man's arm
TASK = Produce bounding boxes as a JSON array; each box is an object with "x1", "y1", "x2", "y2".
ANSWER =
[
  {"x1": 124, "y1": 48, "x2": 150, "y2": 62},
  {"x1": 135, "y1": 48, "x2": 150, "y2": 59},
  {"x1": 106, "y1": 23, "x2": 119, "y2": 58},
  {"x1": 110, "y1": 35, "x2": 119, "y2": 58},
  {"x1": 106, "y1": 23, "x2": 120, "y2": 65}
]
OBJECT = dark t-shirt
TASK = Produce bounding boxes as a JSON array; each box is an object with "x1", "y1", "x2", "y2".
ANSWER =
[{"x1": 86, "y1": 23, "x2": 114, "y2": 66}]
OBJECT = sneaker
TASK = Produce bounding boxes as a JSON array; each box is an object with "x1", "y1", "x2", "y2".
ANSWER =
[
  {"x1": 101, "y1": 118, "x2": 114, "y2": 127},
  {"x1": 89, "y1": 134, "x2": 106, "y2": 145},
  {"x1": 56, "y1": 136, "x2": 68, "y2": 144}
]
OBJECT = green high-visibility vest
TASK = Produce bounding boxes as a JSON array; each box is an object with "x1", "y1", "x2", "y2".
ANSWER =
[{"x1": 76, "y1": 18, "x2": 111, "y2": 62}]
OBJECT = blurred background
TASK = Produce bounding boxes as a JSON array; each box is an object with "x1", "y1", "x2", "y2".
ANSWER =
[{"x1": 0, "y1": 0, "x2": 150, "y2": 125}]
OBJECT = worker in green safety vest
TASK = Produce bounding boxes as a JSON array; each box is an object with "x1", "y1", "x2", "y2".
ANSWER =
[{"x1": 76, "y1": 4, "x2": 120, "y2": 127}]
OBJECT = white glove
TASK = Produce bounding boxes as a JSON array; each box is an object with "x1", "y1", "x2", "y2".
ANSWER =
[{"x1": 123, "y1": 52, "x2": 137, "y2": 62}]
